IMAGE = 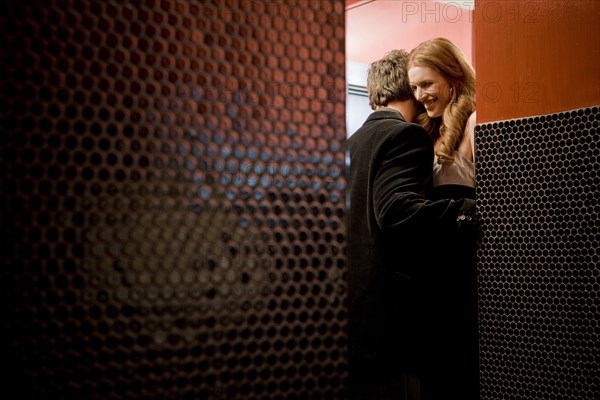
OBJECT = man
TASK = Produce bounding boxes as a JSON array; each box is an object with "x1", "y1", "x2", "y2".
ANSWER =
[{"x1": 346, "y1": 50, "x2": 477, "y2": 399}]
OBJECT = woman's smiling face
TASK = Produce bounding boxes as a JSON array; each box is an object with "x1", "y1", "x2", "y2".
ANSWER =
[{"x1": 408, "y1": 65, "x2": 452, "y2": 118}]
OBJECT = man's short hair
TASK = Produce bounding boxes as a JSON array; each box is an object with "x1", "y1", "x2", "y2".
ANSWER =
[{"x1": 366, "y1": 49, "x2": 413, "y2": 110}]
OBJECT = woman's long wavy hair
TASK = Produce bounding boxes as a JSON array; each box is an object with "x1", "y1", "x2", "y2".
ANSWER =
[{"x1": 407, "y1": 38, "x2": 476, "y2": 164}]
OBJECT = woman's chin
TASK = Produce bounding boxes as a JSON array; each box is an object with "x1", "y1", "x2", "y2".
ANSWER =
[{"x1": 426, "y1": 109, "x2": 441, "y2": 118}]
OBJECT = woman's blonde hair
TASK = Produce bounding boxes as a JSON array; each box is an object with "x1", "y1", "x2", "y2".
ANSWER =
[{"x1": 407, "y1": 38, "x2": 476, "y2": 164}]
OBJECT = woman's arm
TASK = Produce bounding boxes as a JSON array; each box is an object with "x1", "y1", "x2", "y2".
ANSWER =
[
  {"x1": 467, "y1": 111, "x2": 476, "y2": 162},
  {"x1": 458, "y1": 111, "x2": 477, "y2": 162}
]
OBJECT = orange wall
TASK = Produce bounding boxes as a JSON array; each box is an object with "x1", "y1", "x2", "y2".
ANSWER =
[{"x1": 473, "y1": 0, "x2": 600, "y2": 123}]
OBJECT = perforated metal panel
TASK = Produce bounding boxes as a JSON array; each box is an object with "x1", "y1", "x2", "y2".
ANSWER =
[
  {"x1": 476, "y1": 106, "x2": 600, "y2": 400},
  {"x1": 0, "y1": 1, "x2": 348, "y2": 398}
]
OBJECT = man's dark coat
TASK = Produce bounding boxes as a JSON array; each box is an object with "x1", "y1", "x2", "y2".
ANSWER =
[{"x1": 346, "y1": 108, "x2": 475, "y2": 396}]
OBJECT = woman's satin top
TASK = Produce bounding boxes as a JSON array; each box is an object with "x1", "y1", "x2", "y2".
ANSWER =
[{"x1": 433, "y1": 151, "x2": 475, "y2": 188}]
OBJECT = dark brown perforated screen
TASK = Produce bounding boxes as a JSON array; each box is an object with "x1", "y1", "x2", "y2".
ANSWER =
[
  {"x1": 4, "y1": 1, "x2": 598, "y2": 398},
  {"x1": 476, "y1": 106, "x2": 600, "y2": 400},
  {"x1": 0, "y1": 1, "x2": 348, "y2": 399}
]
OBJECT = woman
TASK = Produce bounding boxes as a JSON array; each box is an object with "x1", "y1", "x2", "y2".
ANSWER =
[
  {"x1": 408, "y1": 37, "x2": 476, "y2": 201},
  {"x1": 407, "y1": 38, "x2": 480, "y2": 400}
]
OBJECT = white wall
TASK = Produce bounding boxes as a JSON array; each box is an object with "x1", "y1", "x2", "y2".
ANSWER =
[{"x1": 346, "y1": 61, "x2": 372, "y2": 137}]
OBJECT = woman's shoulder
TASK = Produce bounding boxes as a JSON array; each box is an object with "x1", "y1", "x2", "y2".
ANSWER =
[{"x1": 466, "y1": 111, "x2": 476, "y2": 131}]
